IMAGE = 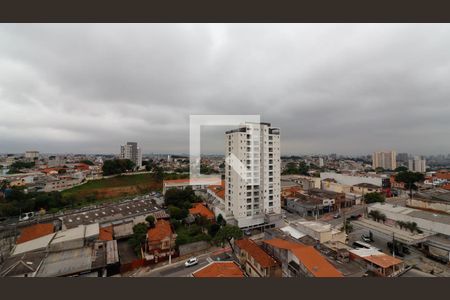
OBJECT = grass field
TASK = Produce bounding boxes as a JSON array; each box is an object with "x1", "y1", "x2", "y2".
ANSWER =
[{"x1": 62, "y1": 173, "x2": 162, "y2": 203}]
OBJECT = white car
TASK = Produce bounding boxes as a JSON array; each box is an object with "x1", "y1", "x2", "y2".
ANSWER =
[{"x1": 184, "y1": 257, "x2": 198, "y2": 267}]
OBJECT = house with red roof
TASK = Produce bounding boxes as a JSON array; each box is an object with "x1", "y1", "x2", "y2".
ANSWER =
[
  {"x1": 146, "y1": 219, "x2": 177, "y2": 261},
  {"x1": 234, "y1": 239, "x2": 281, "y2": 277},
  {"x1": 263, "y1": 238, "x2": 343, "y2": 277},
  {"x1": 189, "y1": 203, "x2": 215, "y2": 221}
]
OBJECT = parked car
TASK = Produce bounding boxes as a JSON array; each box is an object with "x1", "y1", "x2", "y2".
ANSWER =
[
  {"x1": 244, "y1": 229, "x2": 252, "y2": 236},
  {"x1": 333, "y1": 213, "x2": 341, "y2": 219},
  {"x1": 185, "y1": 257, "x2": 199, "y2": 267}
]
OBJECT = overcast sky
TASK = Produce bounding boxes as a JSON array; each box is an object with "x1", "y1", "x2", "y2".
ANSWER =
[{"x1": 1, "y1": 24, "x2": 449, "y2": 156}]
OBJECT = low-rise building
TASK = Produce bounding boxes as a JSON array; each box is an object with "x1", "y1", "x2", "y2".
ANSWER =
[
  {"x1": 0, "y1": 251, "x2": 46, "y2": 277},
  {"x1": 49, "y1": 223, "x2": 99, "y2": 252},
  {"x1": 234, "y1": 239, "x2": 281, "y2": 277},
  {"x1": 349, "y1": 248, "x2": 405, "y2": 277},
  {"x1": 189, "y1": 203, "x2": 215, "y2": 221},
  {"x1": 42, "y1": 176, "x2": 84, "y2": 192},
  {"x1": 288, "y1": 221, "x2": 347, "y2": 244},
  {"x1": 350, "y1": 183, "x2": 382, "y2": 195},
  {"x1": 146, "y1": 219, "x2": 177, "y2": 261},
  {"x1": 406, "y1": 189, "x2": 450, "y2": 214},
  {"x1": 285, "y1": 194, "x2": 335, "y2": 217}
]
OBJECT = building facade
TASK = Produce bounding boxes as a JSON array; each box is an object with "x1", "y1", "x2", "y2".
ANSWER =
[
  {"x1": 25, "y1": 151, "x2": 39, "y2": 161},
  {"x1": 120, "y1": 142, "x2": 142, "y2": 168},
  {"x1": 372, "y1": 151, "x2": 397, "y2": 170},
  {"x1": 225, "y1": 122, "x2": 281, "y2": 228},
  {"x1": 408, "y1": 156, "x2": 426, "y2": 173}
]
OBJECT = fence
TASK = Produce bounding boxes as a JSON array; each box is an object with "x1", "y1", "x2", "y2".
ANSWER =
[{"x1": 178, "y1": 241, "x2": 211, "y2": 257}]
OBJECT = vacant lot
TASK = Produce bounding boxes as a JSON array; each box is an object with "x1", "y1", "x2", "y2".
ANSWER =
[{"x1": 62, "y1": 173, "x2": 162, "y2": 203}]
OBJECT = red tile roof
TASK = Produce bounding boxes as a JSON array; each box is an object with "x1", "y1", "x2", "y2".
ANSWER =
[
  {"x1": 442, "y1": 184, "x2": 450, "y2": 191},
  {"x1": 75, "y1": 163, "x2": 91, "y2": 171},
  {"x1": 235, "y1": 239, "x2": 278, "y2": 268},
  {"x1": 99, "y1": 226, "x2": 113, "y2": 241},
  {"x1": 189, "y1": 203, "x2": 215, "y2": 220},
  {"x1": 147, "y1": 219, "x2": 173, "y2": 243},
  {"x1": 435, "y1": 171, "x2": 450, "y2": 180},
  {"x1": 263, "y1": 239, "x2": 342, "y2": 278},
  {"x1": 16, "y1": 223, "x2": 54, "y2": 244},
  {"x1": 291, "y1": 246, "x2": 343, "y2": 277},
  {"x1": 208, "y1": 181, "x2": 225, "y2": 200},
  {"x1": 362, "y1": 254, "x2": 403, "y2": 269},
  {"x1": 192, "y1": 261, "x2": 244, "y2": 278}
]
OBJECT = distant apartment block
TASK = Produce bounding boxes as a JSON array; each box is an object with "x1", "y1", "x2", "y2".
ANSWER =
[
  {"x1": 397, "y1": 152, "x2": 409, "y2": 163},
  {"x1": 25, "y1": 150, "x2": 39, "y2": 161},
  {"x1": 372, "y1": 151, "x2": 397, "y2": 170},
  {"x1": 225, "y1": 122, "x2": 282, "y2": 228},
  {"x1": 120, "y1": 142, "x2": 142, "y2": 168},
  {"x1": 408, "y1": 155, "x2": 426, "y2": 173}
]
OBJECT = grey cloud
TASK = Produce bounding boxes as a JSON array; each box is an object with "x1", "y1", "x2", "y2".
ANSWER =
[{"x1": 0, "y1": 24, "x2": 450, "y2": 155}]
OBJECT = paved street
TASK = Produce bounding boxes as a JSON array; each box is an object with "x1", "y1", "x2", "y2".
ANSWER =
[
  {"x1": 130, "y1": 247, "x2": 232, "y2": 277},
  {"x1": 321, "y1": 205, "x2": 365, "y2": 226}
]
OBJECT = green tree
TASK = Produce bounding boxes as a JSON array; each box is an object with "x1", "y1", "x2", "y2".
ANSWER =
[
  {"x1": 213, "y1": 225, "x2": 243, "y2": 251},
  {"x1": 102, "y1": 159, "x2": 135, "y2": 176},
  {"x1": 164, "y1": 187, "x2": 199, "y2": 209},
  {"x1": 80, "y1": 160, "x2": 94, "y2": 166},
  {"x1": 341, "y1": 220, "x2": 353, "y2": 233},
  {"x1": 368, "y1": 210, "x2": 386, "y2": 223},
  {"x1": 282, "y1": 162, "x2": 299, "y2": 175},
  {"x1": 208, "y1": 223, "x2": 221, "y2": 237},
  {"x1": 154, "y1": 166, "x2": 164, "y2": 181},
  {"x1": 128, "y1": 223, "x2": 148, "y2": 256},
  {"x1": 216, "y1": 214, "x2": 226, "y2": 226},
  {"x1": 168, "y1": 205, "x2": 189, "y2": 220},
  {"x1": 298, "y1": 161, "x2": 309, "y2": 175},
  {"x1": 364, "y1": 192, "x2": 385, "y2": 204},
  {"x1": 394, "y1": 166, "x2": 408, "y2": 172},
  {"x1": 145, "y1": 215, "x2": 156, "y2": 228},
  {"x1": 7, "y1": 161, "x2": 35, "y2": 174},
  {"x1": 143, "y1": 159, "x2": 154, "y2": 171},
  {"x1": 375, "y1": 167, "x2": 385, "y2": 173},
  {"x1": 395, "y1": 171, "x2": 425, "y2": 199}
]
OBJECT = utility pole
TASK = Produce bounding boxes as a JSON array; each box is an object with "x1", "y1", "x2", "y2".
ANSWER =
[
  {"x1": 392, "y1": 232, "x2": 395, "y2": 258},
  {"x1": 362, "y1": 189, "x2": 366, "y2": 218},
  {"x1": 343, "y1": 209, "x2": 346, "y2": 233},
  {"x1": 168, "y1": 234, "x2": 172, "y2": 265}
]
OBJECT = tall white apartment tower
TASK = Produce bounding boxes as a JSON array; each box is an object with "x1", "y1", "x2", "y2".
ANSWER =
[
  {"x1": 224, "y1": 122, "x2": 281, "y2": 228},
  {"x1": 120, "y1": 142, "x2": 142, "y2": 168},
  {"x1": 372, "y1": 151, "x2": 397, "y2": 170}
]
